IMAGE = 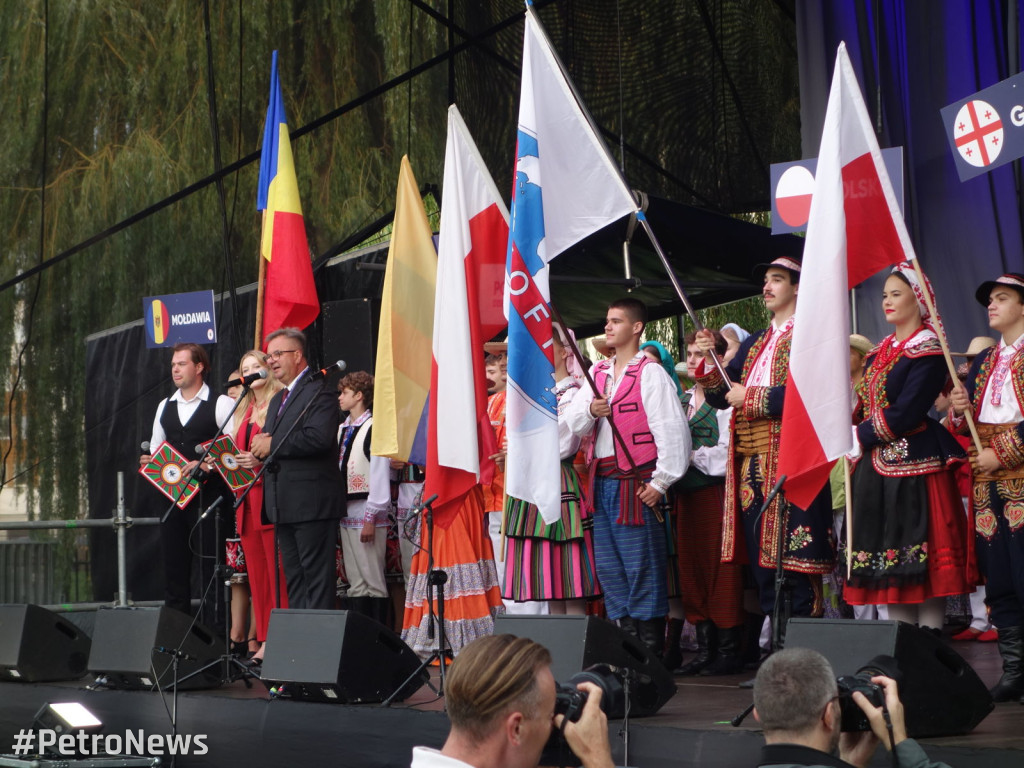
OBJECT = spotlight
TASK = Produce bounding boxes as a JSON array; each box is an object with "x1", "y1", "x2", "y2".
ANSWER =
[{"x1": 32, "y1": 701, "x2": 104, "y2": 739}]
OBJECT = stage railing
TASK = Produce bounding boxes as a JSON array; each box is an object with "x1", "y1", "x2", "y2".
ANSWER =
[{"x1": 0, "y1": 472, "x2": 159, "y2": 607}]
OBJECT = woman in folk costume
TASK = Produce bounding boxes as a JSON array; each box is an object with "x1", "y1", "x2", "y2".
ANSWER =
[
  {"x1": 230, "y1": 349, "x2": 286, "y2": 666},
  {"x1": 501, "y1": 325, "x2": 600, "y2": 612},
  {"x1": 845, "y1": 262, "x2": 975, "y2": 630},
  {"x1": 402, "y1": 346, "x2": 506, "y2": 658}
]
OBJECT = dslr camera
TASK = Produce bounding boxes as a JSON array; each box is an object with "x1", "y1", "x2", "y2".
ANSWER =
[
  {"x1": 541, "y1": 663, "x2": 627, "y2": 767},
  {"x1": 836, "y1": 654, "x2": 901, "y2": 732}
]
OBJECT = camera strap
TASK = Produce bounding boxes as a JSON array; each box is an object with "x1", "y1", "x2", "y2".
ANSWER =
[{"x1": 881, "y1": 706, "x2": 899, "y2": 768}]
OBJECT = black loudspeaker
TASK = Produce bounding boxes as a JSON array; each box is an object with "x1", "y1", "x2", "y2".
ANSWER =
[
  {"x1": 87, "y1": 606, "x2": 221, "y2": 690},
  {"x1": 0, "y1": 604, "x2": 92, "y2": 682},
  {"x1": 321, "y1": 298, "x2": 379, "y2": 379},
  {"x1": 260, "y1": 609, "x2": 428, "y2": 703},
  {"x1": 493, "y1": 615, "x2": 676, "y2": 716},
  {"x1": 786, "y1": 619, "x2": 993, "y2": 737}
]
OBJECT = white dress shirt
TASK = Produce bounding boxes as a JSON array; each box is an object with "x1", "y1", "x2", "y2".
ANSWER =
[{"x1": 149, "y1": 382, "x2": 236, "y2": 450}]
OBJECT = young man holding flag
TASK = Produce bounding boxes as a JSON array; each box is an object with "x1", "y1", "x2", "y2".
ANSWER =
[
  {"x1": 951, "y1": 273, "x2": 1024, "y2": 702},
  {"x1": 695, "y1": 257, "x2": 835, "y2": 631},
  {"x1": 566, "y1": 298, "x2": 688, "y2": 656}
]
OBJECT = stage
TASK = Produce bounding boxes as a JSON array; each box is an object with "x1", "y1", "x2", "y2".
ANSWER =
[{"x1": 0, "y1": 639, "x2": 1021, "y2": 768}]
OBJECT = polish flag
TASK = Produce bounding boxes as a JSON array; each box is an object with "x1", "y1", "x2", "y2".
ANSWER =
[
  {"x1": 778, "y1": 42, "x2": 912, "y2": 509},
  {"x1": 425, "y1": 105, "x2": 510, "y2": 528}
]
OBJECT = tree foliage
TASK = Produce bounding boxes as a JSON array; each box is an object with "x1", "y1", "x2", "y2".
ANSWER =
[{"x1": 0, "y1": 0, "x2": 797, "y2": 599}]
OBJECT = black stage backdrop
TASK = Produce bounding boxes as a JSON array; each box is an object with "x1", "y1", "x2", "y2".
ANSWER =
[{"x1": 85, "y1": 246, "x2": 387, "y2": 604}]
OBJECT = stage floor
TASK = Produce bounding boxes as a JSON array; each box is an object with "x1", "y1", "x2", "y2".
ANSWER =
[{"x1": 1, "y1": 638, "x2": 1021, "y2": 768}]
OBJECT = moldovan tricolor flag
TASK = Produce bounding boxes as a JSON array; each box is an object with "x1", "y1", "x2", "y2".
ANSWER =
[
  {"x1": 778, "y1": 42, "x2": 913, "y2": 509},
  {"x1": 371, "y1": 156, "x2": 436, "y2": 466},
  {"x1": 426, "y1": 105, "x2": 509, "y2": 528},
  {"x1": 504, "y1": 9, "x2": 638, "y2": 524},
  {"x1": 257, "y1": 51, "x2": 319, "y2": 343}
]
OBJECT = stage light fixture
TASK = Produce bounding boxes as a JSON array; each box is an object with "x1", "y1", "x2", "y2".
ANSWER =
[{"x1": 32, "y1": 701, "x2": 104, "y2": 737}]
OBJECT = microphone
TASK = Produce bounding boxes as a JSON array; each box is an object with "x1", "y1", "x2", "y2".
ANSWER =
[
  {"x1": 153, "y1": 646, "x2": 196, "y2": 662},
  {"x1": 197, "y1": 496, "x2": 224, "y2": 523},
  {"x1": 140, "y1": 441, "x2": 150, "y2": 454},
  {"x1": 225, "y1": 370, "x2": 268, "y2": 388},
  {"x1": 308, "y1": 360, "x2": 346, "y2": 380}
]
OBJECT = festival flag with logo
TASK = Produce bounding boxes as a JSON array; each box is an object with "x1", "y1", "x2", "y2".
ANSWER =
[
  {"x1": 371, "y1": 156, "x2": 436, "y2": 466},
  {"x1": 778, "y1": 42, "x2": 912, "y2": 509},
  {"x1": 257, "y1": 50, "x2": 320, "y2": 342},
  {"x1": 504, "y1": 9, "x2": 638, "y2": 524},
  {"x1": 426, "y1": 105, "x2": 509, "y2": 528}
]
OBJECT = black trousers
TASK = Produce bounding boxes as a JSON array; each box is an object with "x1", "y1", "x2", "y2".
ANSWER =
[
  {"x1": 160, "y1": 490, "x2": 228, "y2": 630},
  {"x1": 276, "y1": 518, "x2": 338, "y2": 610}
]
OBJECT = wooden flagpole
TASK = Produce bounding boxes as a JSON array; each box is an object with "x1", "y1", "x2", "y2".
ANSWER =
[
  {"x1": 907, "y1": 260, "x2": 984, "y2": 453},
  {"x1": 254, "y1": 210, "x2": 267, "y2": 348},
  {"x1": 844, "y1": 457, "x2": 853, "y2": 581}
]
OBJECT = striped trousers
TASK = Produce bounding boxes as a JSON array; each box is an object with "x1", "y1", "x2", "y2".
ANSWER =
[{"x1": 592, "y1": 475, "x2": 667, "y2": 620}]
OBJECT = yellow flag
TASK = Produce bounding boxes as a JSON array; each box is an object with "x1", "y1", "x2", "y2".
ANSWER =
[{"x1": 371, "y1": 156, "x2": 437, "y2": 462}]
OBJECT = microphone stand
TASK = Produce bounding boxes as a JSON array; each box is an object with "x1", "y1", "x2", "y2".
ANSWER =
[
  {"x1": 382, "y1": 494, "x2": 440, "y2": 706},
  {"x1": 158, "y1": 381, "x2": 250, "y2": 524},
  {"x1": 175, "y1": 492, "x2": 254, "y2": 688},
  {"x1": 730, "y1": 475, "x2": 788, "y2": 730},
  {"x1": 766, "y1": 475, "x2": 792, "y2": 652}
]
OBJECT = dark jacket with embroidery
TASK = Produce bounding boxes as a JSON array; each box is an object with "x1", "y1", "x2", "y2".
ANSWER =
[
  {"x1": 696, "y1": 326, "x2": 833, "y2": 574},
  {"x1": 855, "y1": 335, "x2": 965, "y2": 476}
]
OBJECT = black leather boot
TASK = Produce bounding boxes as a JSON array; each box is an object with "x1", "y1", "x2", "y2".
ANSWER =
[
  {"x1": 663, "y1": 619, "x2": 684, "y2": 671},
  {"x1": 638, "y1": 617, "x2": 667, "y2": 660},
  {"x1": 991, "y1": 625, "x2": 1024, "y2": 702},
  {"x1": 699, "y1": 626, "x2": 744, "y2": 675},
  {"x1": 676, "y1": 620, "x2": 718, "y2": 676}
]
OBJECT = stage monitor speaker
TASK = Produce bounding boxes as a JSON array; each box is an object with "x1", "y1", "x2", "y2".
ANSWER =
[
  {"x1": 786, "y1": 618, "x2": 993, "y2": 737},
  {"x1": 0, "y1": 604, "x2": 92, "y2": 682},
  {"x1": 321, "y1": 299, "x2": 379, "y2": 379},
  {"x1": 493, "y1": 614, "x2": 676, "y2": 716},
  {"x1": 87, "y1": 606, "x2": 221, "y2": 690},
  {"x1": 261, "y1": 609, "x2": 428, "y2": 703}
]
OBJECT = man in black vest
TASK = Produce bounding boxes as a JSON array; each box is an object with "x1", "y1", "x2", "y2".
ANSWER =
[
  {"x1": 251, "y1": 328, "x2": 344, "y2": 610},
  {"x1": 140, "y1": 343, "x2": 234, "y2": 624}
]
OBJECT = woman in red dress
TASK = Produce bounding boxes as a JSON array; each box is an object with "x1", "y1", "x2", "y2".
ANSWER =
[{"x1": 231, "y1": 349, "x2": 285, "y2": 664}]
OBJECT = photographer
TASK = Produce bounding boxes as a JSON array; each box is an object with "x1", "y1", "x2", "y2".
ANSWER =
[
  {"x1": 411, "y1": 634, "x2": 614, "y2": 768},
  {"x1": 752, "y1": 648, "x2": 952, "y2": 768}
]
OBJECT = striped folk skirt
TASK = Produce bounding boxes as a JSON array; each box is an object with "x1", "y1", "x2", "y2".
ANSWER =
[{"x1": 501, "y1": 462, "x2": 601, "y2": 602}]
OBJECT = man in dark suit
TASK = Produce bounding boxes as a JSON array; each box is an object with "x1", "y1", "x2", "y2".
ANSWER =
[{"x1": 250, "y1": 327, "x2": 344, "y2": 610}]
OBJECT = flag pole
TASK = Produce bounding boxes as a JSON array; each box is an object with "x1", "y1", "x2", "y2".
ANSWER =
[
  {"x1": 844, "y1": 457, "x2": 853, "y2": 581},
  {"x1": 549, "y1": 304, "x2": 663, "y2": 523},
  {"x1": 636, "y1": 213, "x2": 733, "y2": 385},
  {"x1": 523, "y1": 4, "x2": 733, "y2": 386},
  {"x1": 907, "y1": 259, "x2": 984, "y2": 453},
  {"x1": 254, "y1": 210, "x2": 267, "y2": 348}
]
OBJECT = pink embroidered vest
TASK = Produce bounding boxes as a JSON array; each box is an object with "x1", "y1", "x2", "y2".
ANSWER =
[{"x1": 592, "y1": 356, "x2": 658, "y2": 473}]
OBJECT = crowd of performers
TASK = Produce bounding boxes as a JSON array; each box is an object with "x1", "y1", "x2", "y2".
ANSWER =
[{"x1": 147, "y1": 258, "x2": 1024, "y2": 705}]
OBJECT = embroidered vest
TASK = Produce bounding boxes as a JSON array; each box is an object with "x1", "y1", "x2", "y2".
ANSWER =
[
  {"x1": 341, "y1": 417, "x2": 373, "y2": 499},
  {"x1": 592, "y1": 356, "x2": 657, "y2": 472}
]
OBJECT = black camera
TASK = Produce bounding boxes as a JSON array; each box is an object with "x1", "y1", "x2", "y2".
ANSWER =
[
  {"x1": 542, "y1": 663, "x2": 627, "y2": 767},
  {"x1": 836, "y1": 654, "x2": 900, "y2": 732}
]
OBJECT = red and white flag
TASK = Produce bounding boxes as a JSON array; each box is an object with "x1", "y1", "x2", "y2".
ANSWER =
[
  {"x1": 778, "y1": 42, "x2": 913, "y2": 509},
  {"x1": 424, "y1": 105, "x2": 510, "y2": 528}
]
